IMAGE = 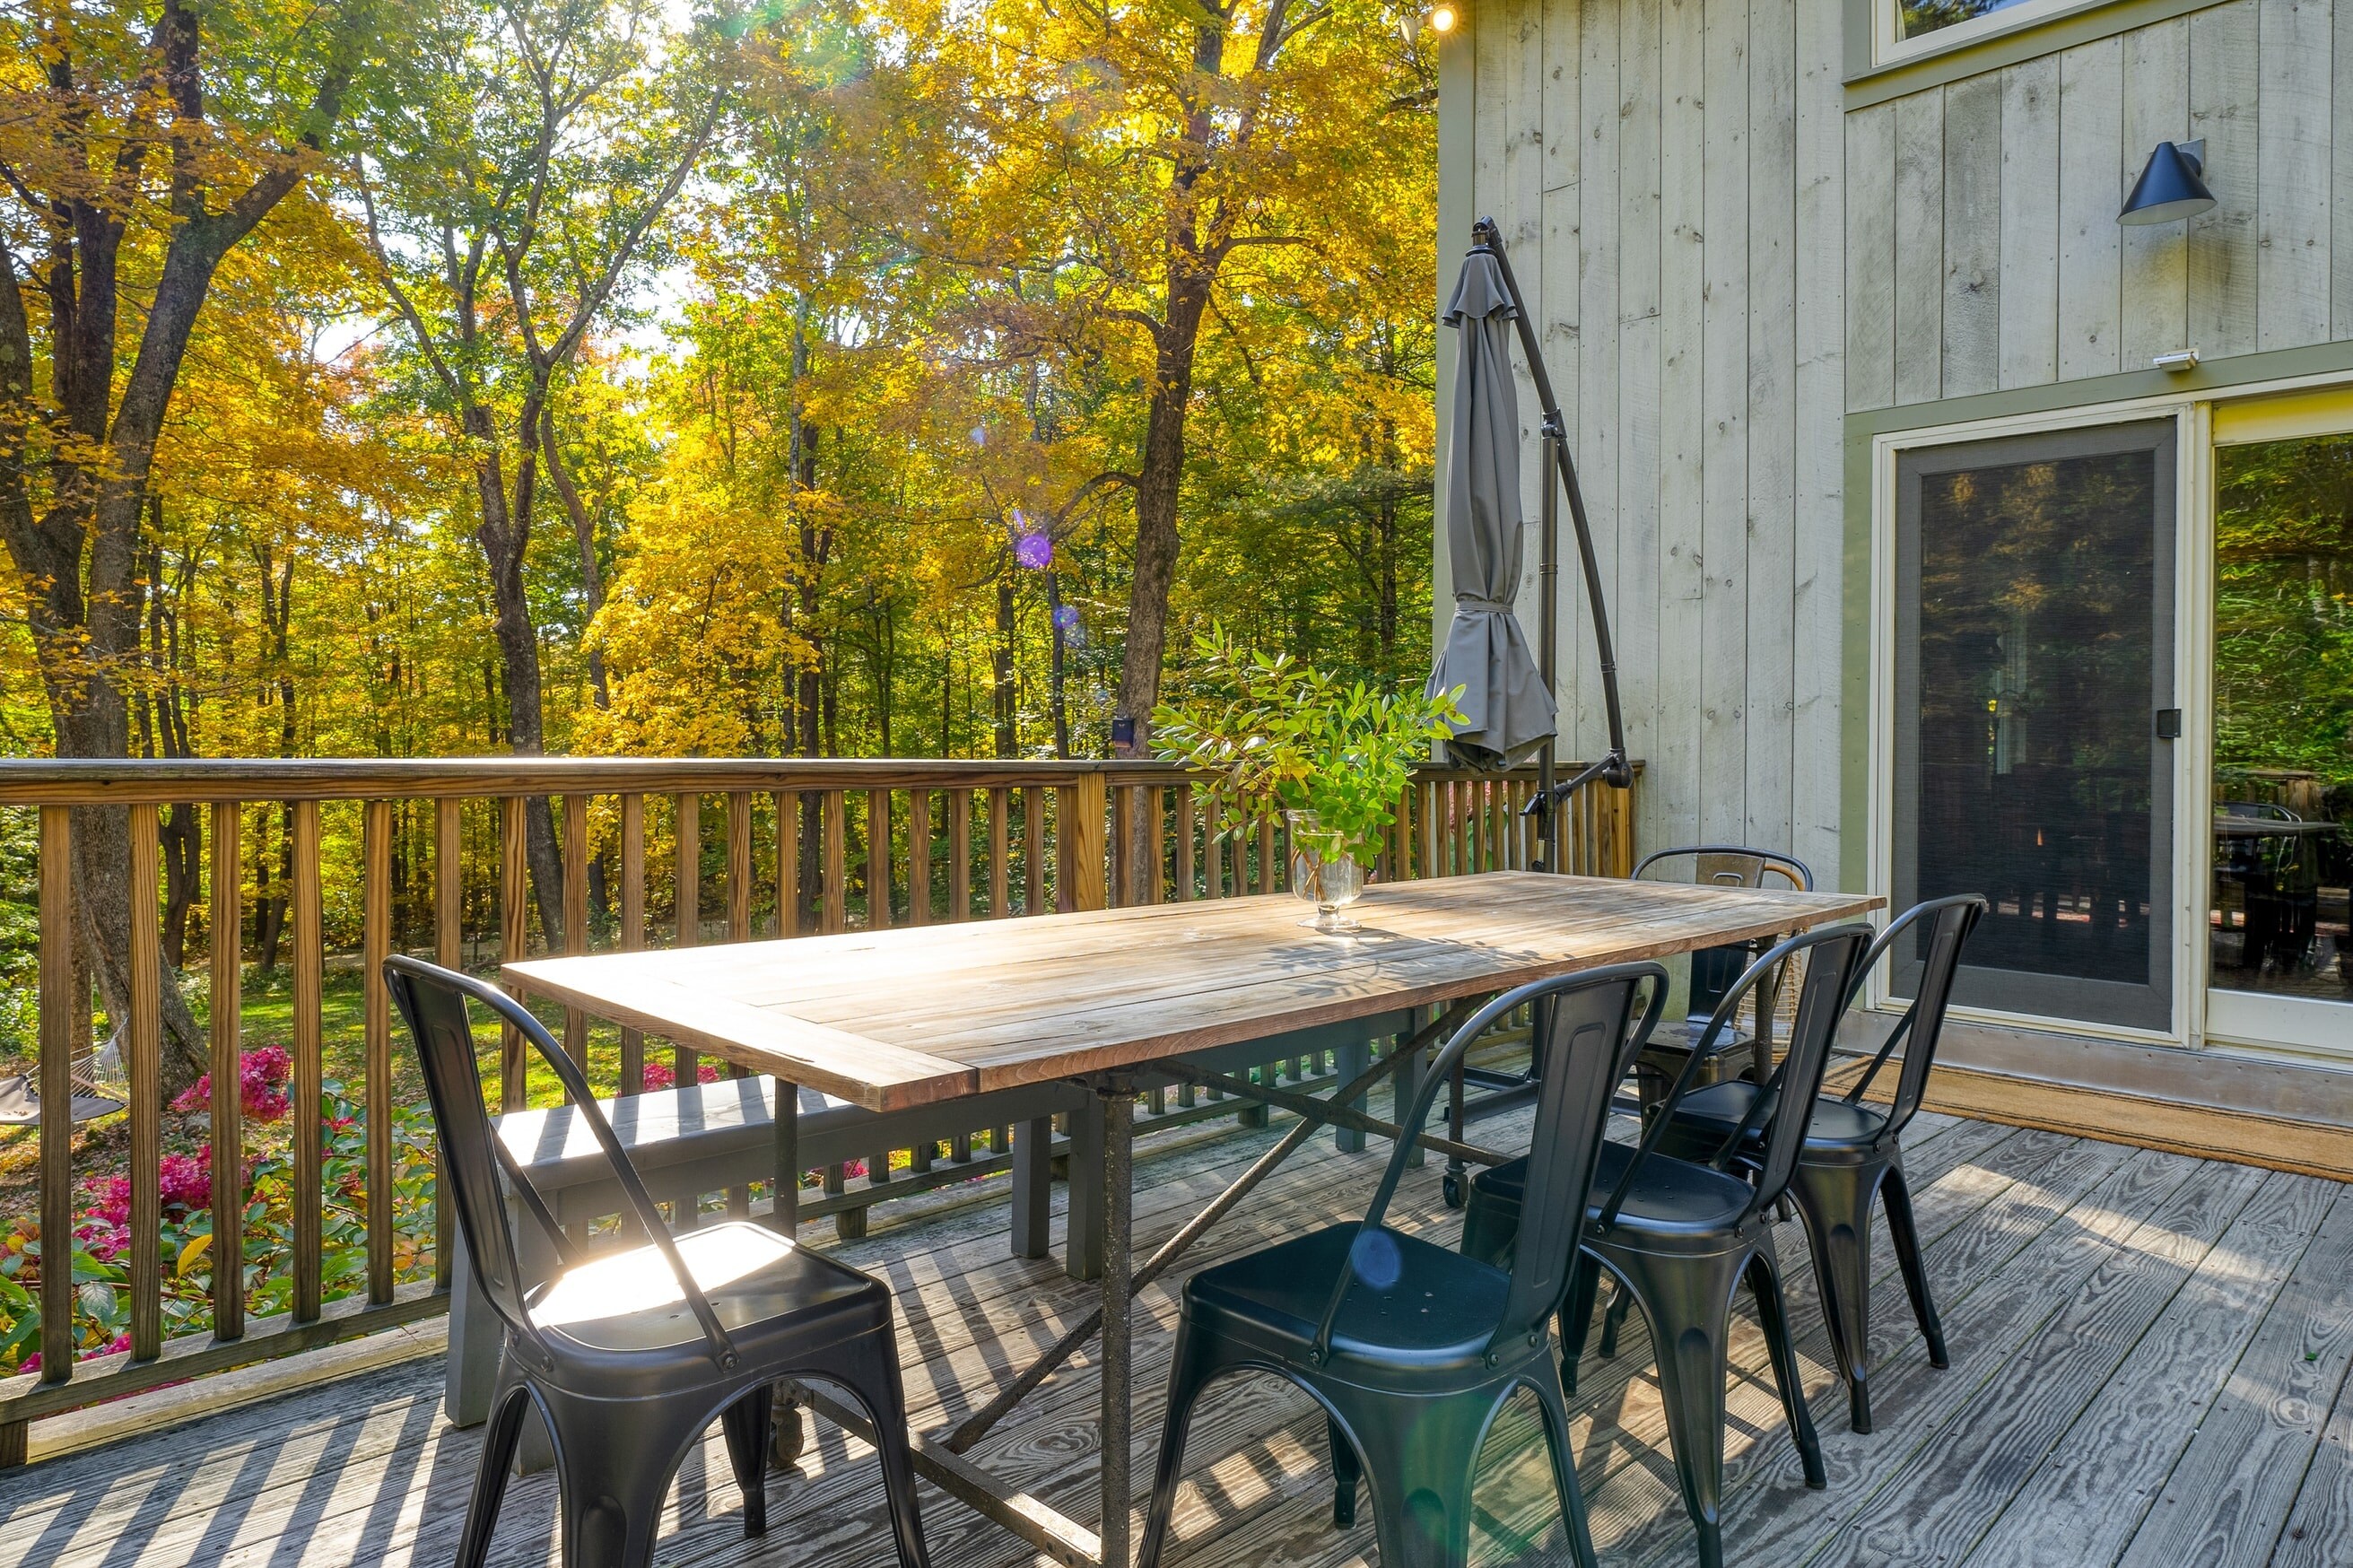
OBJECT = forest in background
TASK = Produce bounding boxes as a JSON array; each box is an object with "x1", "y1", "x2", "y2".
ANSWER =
[
  {"x1": 0, "y1": 0, "x2": 1442, "y2": 1068},
  {"x1": 1, "y1": 0, "x2": 1439, "y2": 773}
]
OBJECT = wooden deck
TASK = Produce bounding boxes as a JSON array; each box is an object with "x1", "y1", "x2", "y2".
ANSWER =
[{"x1": 5, "y1": 1100, "x2": 2353, "y2": 1568}]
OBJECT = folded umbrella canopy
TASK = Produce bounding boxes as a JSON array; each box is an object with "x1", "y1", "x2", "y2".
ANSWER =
[{"x1": 1428, "y1": 248, "x2": 1557, "y2": 770}]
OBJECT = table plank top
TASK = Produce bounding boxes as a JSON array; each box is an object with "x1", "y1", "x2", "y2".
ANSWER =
[{"x1": 506, "y1": 872, "x2": 1881, "y2": 1111}]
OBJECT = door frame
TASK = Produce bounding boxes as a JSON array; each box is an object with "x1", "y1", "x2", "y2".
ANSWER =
[{"x1": 1868, "y1": 401, "x2": 2200, "y2": 1046}]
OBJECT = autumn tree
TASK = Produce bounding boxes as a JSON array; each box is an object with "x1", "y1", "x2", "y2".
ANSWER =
[
  {"x1": 350, "y1": 0, "x2": 728, "y2": 940},
  {"x1": 0, "y1": 0, "x2": 380, "y2": 1079}
]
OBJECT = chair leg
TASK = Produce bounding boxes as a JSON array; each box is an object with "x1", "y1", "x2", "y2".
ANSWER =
[
  {"x1": 1883, "y1": 1161, "x2": 1948, "y2": 1369},
  {"x1": 1788, "y1": 1157, "x2": 1880, "y2": 1433},
  {"x1": 1140, "y1": 1321, "x2": 1220, "y2": 1568},
  {"x1": 1329, "y1": 1415, "x2": 1362, "y2": 1529},
  {"x1": 1526, "y1": 1366, "x2": 1599, "y2": 1568},
  {"x1": 1599, "y1": 1276, "x2": 1634, "y2": 1359},
  {"x1": 541, "y1": 1396, "x2": 704, "y2": 1568},
  {"x1": 458, "y1": 1385, "x2": 532, "y2": 1568},
  {"x1": 1743, "y1": 1250, "x2": 1826, "y2": 1489},
  {"x1": 719, "y1": 1383, "x2": 773, "y2": 1538},
  {"x1": 1557, "y1": 1251, "x2": 1604, "y2": 1395},
  {"x1": 825, "y1": 1327, "x2": 934, "y2": 1568},
  {"x1": 1345, "y1": 1386, "x2": 1494, "y2": 1568},
  {"x1": 1602, "y1": 1246, "x2": 1743, "y2": 1568}
]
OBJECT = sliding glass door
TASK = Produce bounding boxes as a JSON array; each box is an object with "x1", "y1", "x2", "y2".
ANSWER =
[
  {"x1": 2206, "y1": 394, "x2": 2353, "y2": 1059},
  {"x1": 1891, "y1": 421, "x2": 2178, "y2": 1032}
]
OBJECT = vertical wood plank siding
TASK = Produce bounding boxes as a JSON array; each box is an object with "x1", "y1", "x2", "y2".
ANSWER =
[{"x1": 1465, "y1": 0, "x2": 1845, "y2": 879}]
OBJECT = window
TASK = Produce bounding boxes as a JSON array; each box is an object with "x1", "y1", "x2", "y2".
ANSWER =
[{"x1": 1874, "y1": 0, "x2": 2110, "y2": 66}]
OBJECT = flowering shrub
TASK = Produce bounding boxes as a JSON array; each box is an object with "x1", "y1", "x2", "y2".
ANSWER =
[
  {"x1": 638, "y1": 1060, "x2": 721, "y2": 1091},
  {"x1": 0, "y1": 1076, "x2": 440, "y2": 1374},
  {"x1": 170, "y1": 1046, "x2": 293, "y2": 1120}
]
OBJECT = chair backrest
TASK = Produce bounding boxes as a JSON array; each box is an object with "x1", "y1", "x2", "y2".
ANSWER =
[
  {"x1": 1634, "y1": 845, "x2": 1815, "y2": 1016},
  {"x1": 1842, "y1": 894, "x2": 1987, "y2": 1139},
  {"x1": 384, "y1": 956, "x2": 745, "y2": 1373},
  {"x1": 1634, "y1": 844, "x2": 1815, "y2": 893},
  {"x1": 1310, "y1": 963, "x2": 1668, "y2": 1364},
  {"x1": 2220, "y1": 800, "x2": 2299, "y2": 821},
  {"x1": 1600, "y1": 924, "x2": 1872, "y2": 1231}
]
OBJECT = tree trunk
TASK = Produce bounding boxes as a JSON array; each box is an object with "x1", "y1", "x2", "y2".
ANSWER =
[{"x1": 474, "y1": 439, "x2": 567, "y2": 950}]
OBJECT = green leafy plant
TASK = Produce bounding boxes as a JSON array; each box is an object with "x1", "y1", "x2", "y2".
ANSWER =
[{"x1": 1153, "y1": 626, "x2": 1466, "y2": 867}]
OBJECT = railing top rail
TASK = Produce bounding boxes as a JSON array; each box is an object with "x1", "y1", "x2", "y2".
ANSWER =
[{"x1": 0, "y1": 755, "x2": 1623, "y2": 807}]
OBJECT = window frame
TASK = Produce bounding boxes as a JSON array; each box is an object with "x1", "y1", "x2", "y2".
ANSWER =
[{"x1": 1873, "y1": 0, "x2": 2116, "y2": 69}]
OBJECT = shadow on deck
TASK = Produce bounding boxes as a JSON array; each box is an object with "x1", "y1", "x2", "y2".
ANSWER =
[{"x1": 4, "y1": 1102, "x2": 2351, "y2": 1568}]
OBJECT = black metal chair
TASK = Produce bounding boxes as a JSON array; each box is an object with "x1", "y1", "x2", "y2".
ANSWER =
[
  {"x1": 1653, "y1": 893, "x2": 1985, "y2": 1433},
  {"x1": 1138, "y1": 963, "x2": 1671, "y2": 1568},
  {"x1": 385, "y1": 956, "x2": 932, "y2": 1568},
  {"x1": 1629, "y1": 845, "x2": 1815, "y2": 1108},
  {"x1": 1461, "y1": 924, "x2": 1873, "y2": 1568}
]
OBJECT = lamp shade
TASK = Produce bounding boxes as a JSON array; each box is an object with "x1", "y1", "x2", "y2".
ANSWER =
[{"x1": 2119, "y1": 141, "x2": 2217, "y2": 225}]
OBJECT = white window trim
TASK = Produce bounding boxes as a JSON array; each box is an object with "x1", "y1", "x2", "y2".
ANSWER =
[{"x1": 1874, "y1": 0, "x2": 2119, "y2": 68}]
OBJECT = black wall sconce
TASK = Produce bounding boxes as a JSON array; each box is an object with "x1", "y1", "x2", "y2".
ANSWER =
[{"x1": 2119, "y1": 140, "x2": 2217, "y2": 225}]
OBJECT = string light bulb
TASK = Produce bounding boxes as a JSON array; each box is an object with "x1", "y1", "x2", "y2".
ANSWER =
[{"x1": 1429, "y1": 4, "x2": 1458, "y2": 31}]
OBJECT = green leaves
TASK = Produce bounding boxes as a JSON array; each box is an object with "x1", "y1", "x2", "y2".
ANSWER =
[{"x1": 1153, "y1": 623, "x2": 1464, "y2": 866}]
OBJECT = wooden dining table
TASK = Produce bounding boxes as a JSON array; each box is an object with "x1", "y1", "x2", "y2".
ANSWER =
[{"x1": 507, "y1": 868, "x2": 1879, "y2": 1568}]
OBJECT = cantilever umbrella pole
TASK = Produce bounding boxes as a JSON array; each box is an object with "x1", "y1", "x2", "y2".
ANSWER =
[{"x1": 1466, "y1": 218, "x2": 1633, "y2": 857}]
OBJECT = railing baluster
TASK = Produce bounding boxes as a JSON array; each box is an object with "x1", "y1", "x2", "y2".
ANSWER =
[
  {"x1": 37, "y1": 806, "x2": 73, "y2": 1382},
  {"x1": 950, "y1": 788, "x2": 972, "y2": 921},
  {"x1": 209, "y1": 802, "x2": 245, "y2": 1343},
  {"x1": 619, "y1": 793, "x2": 646, "y2": 1093},
  {"x1": 728, "y1": 791, "x2": 753, "y2": 941},
  {"x1": 1109, "y1": 785, "x2": 1132, "y2": 908},
  {"x1": 823, "y1": 791, "x2": 848, "y2": 934},
  {"x1": 432, "y1": 798, "x2": 459, "y2": 1276},
  {"x1": 674, "y1": 791, "x2": 699, "y2": 1086},
  {"x1": 1174, "y1": 784, "x2": 1195, "y2": 902},
  {"x1": 909, "y1": 788, "x2": 932, "y2": 927},
  {"x1": 128, "y1": 805, "x2": 163, "y2": 1359},
  {"x1": 562, "y1": 794, "x2": 590, "y2": 1076},
  {"x1": 500, "y1": 797, "x2": 527, "y2": 1109},
  {"x1": 1023, "y1": 785, "x2": 1045, "y2": 915},
  {"x1": 867, "y1": 788, "x2": 893, "y2": 929},
  {"x1": 1147, "y1": 785, "x2": 1166, "y2": 904},
  {"x1": 775, "y1": 790, "x2": 798, "y2": 936},
  {"x1": 291, "y1": 801, "x2": 323, "y2": 1325},
  {"x1": 1257, "y1": 815, "x2": 1277, "y2": 895},
  {"x1": 364, "y1": 799, "x2": 394, "y2": 1306},
  {"x1": 989, "y1": 787, "x2": 1010, "y2": 918}
]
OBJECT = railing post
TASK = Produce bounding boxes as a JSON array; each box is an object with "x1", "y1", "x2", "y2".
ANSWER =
[
  {"x1": 129, "y1": 805, "x2": 163, "y2": 1357},
  {"x1": 38, "y1": 805, "x2": 73, "y2": 1382},
  {"x1": 364, "y1": 799, "x2": 394, "y2": 1306},
  {"x1": 618, "y1": 793, "x2": 646, "y2": 1093},
  {"x1": 291, "y1": 801, "x2": 323, "y2": 1325},
  {"x1": 500, "y1": 796, "x2": 528, "y2": 1109},
  {"x1": 210, "y1": 801, "x2": 245, "y2": 1344}
]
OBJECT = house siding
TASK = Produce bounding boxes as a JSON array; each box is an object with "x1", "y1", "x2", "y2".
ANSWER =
[
  {"x1": 1445, "y1": 0, "x2": 2353, "y2": 894},
  {"x1": 1448, "y1": 0, "x2": 1847, "y2": 881}
]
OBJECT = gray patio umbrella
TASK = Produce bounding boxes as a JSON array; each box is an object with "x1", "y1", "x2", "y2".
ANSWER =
[{"x1": 1428, "y1": 249, "x2": 1557, "y2": 770}]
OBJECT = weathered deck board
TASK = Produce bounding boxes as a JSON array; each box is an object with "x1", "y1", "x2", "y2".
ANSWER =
[{"x1": 3, "y1": 1103, "x2": 2349, "y2": 1568}]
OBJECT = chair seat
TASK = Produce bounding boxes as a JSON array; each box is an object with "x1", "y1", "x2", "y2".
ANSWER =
[
  {"x1": 1474, "y1": 1142, "x2": 1756, "y2": 1235},
  {"x1": 1183, "y1": 1222, "x2": 1510, "y2": 1370},
  {"x1": 532, "y1": 1220, "x2": 882, "y2": 1363},
  {"x1": 1667, "y1": 1081, "x2": 1892, "y2": 1154}
]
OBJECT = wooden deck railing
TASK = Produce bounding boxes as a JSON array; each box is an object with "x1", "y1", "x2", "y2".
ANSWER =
[{"x1": 0, "y1": 755, "x2": 1637, "y2": 1457}]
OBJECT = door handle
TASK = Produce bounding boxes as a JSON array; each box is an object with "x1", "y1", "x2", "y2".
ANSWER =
[{"x1": 2155, "y1": 708, "x2": 2183, "y2": 739}]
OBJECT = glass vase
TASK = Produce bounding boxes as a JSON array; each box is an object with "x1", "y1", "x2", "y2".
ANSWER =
[{"x1": 1285, "y1": 810, "x2": 1367, "y2": 933}]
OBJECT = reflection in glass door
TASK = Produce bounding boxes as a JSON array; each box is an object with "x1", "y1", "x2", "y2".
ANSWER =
[
  {"x1": 1892, "y1": 422, "x2": 2177, "y2": 1032},
  {"x1": 2208, "y1": 405, "x2": 2353, "y2": 1057}
]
